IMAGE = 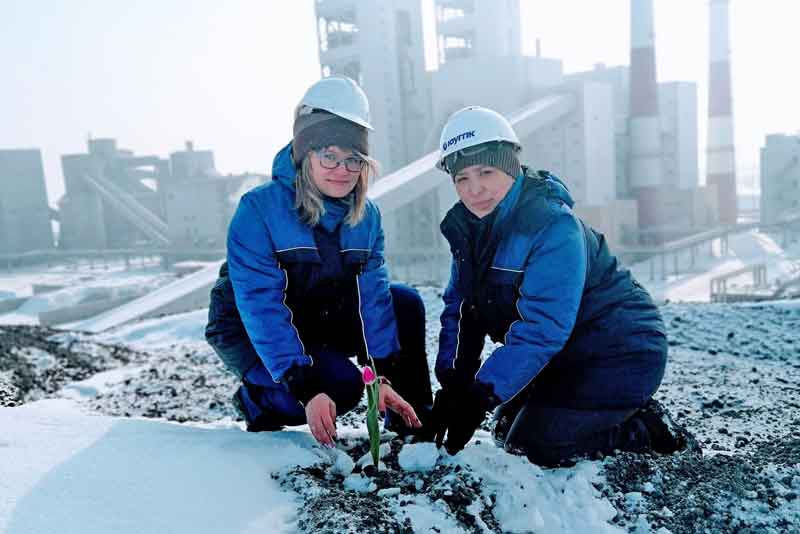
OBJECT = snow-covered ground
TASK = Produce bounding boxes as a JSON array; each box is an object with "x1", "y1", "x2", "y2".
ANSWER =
[
  {"x1": 1, "y1": 228, "x2": 800, "y2": 533},
  {"x1": 0, "y1": 258, "x2": 176, "y2": 326}
]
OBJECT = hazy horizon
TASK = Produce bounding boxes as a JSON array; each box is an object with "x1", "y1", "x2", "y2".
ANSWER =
[{"x1": 2, "y1": 0, "x2": 798, "y2": 206}]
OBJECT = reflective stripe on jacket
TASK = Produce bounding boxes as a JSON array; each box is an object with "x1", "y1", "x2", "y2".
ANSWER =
[{"x1": 226, "y1": 142, "x2": 399, "y2": 382}]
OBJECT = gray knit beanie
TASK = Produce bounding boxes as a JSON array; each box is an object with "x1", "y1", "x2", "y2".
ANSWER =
[
  {"x1": 445, "y1": 141, "x2": 521, "y2": 179},
  {"x1": 291, "y1": 110, "x2": 369, "y2": 166}
]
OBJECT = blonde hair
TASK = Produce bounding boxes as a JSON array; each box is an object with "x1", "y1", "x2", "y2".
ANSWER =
[{"x1": 295, "y1": 150, "x2": 379, "y2": 227}]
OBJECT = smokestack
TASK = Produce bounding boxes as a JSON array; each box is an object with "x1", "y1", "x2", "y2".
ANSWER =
[
  {"x1": 628, "y1": 0, "x2": 665, "y2": 233},
  {"x1": 707, "y1": 0, "x2": 738, "y2": 224}
]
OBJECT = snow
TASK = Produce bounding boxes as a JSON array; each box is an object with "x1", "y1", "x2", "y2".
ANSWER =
[
  {"x1": 2, "y1": 228, "x2": 800, "y2": 533},
  {"x1": 398, "y1": 442, "x2": 440, "y2": 472},
  {"x1": 458, "y1": 442, "x2": 622, "y2": 533},
  {"x1": 0, "y1": 259, "x2": 175, "y2": 325},
  {"x1": 93, "y1": 308, "x2": 209, "y2": 349},
  {"x1": 69, "y1": 260, "x2": 222, "y2": 333},
  {"x1": 0, "y1": 399, "x2": 315, "y2": 534}
]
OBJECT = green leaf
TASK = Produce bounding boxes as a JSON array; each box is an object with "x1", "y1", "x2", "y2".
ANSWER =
[{"x1": 366, "y1": 382, "x2": 381, "y2": 470}]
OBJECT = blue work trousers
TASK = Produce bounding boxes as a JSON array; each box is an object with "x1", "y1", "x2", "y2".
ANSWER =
[
  {"x1": 208, "y1": 283, "x2": 431, "y2": 427},
  {"x1": 498, "y1": 331, "x2": 668, "y2": 466}
]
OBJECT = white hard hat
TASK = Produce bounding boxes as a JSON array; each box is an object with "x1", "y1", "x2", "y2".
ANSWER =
[
  {"x1": 295, "y1": 76, "x2": 373, "y2": 131},
  {"x1": 437, "y1": 106, "x2": 521, "y2": 171}
]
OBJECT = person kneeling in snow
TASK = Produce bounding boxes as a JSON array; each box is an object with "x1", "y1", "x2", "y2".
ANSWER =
[
  {"x1": 205, "y1": 77, "x2": 433, "y2": 447},
  {"x1": 429, "y1": 106, "x2": 699, "y2": 466}
]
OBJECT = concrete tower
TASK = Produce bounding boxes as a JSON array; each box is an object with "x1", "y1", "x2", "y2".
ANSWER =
[
  {"x1": 628, "y1": 0, "x2": 665, "y2": 233},
  {"x1": 0, "y1": 149, "x2": 54, "y2": 253},
  {"x1": 434, "y1": 0, "x2": 521, "y2": 65},
  {"x1": 314, "y1": 0, "x2": 431, "y2": 173},
  {"x1": 707, "y1": 0, "x2": 738, "y2": 224}
]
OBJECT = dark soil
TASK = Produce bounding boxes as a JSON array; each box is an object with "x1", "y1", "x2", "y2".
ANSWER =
[
  {"x1": 601, "y1": 439, "x2": 800, "y2": 533},
  {"x1": 275, "y1": 436, "x2": 503, "y2": 534},
  {"x1": 0, "y1": 325, "x2": 146, "y2": 406},
  {"x1": 3, "y1": 299, "x2": 800, "y2": 533}
]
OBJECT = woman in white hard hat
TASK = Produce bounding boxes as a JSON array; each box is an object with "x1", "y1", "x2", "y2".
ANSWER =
[
  {"x1": 205, "y1": 77, "x2": 433, "y2": 447},
  {"x1": 429, "y1": 106, "x2": 698, "y2": 465}
]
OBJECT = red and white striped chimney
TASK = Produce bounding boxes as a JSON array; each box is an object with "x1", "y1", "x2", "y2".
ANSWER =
[
  {"x1": 707, "y1": 0, "x2": 738, "y2": 224},
  {"x1": 629, "y1": 0, "x2": 664, "y2": 232}
]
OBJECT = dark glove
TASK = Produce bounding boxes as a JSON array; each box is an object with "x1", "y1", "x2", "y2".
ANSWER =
[
  {"x1": 281, "y1": 364, "x2": 322, "y2": 405},
  {"x1": 432, "y1": 381, "x2": 500, "y2": 455},
  {"x1": 372, "y1": 352, "x2": 400, "y2": 384}
]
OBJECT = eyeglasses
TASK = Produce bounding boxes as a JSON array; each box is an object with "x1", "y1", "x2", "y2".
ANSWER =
[{"x1": 314, "y1": 149, "x2": 365, "y2": 173}]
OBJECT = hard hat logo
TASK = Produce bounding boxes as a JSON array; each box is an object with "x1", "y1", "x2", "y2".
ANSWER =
[
  {"x1": 436, "y1": 106, "x2": 521, "y2": 173},
  {"x1": 442, "y1": 130, "x2": 477, "y2": 152}
]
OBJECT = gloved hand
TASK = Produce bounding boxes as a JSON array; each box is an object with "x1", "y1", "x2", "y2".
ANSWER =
[
  {"x1": 431, "y1": 381, "x2": 499, "y2": 455},
  {"x1": 281, "y1": 364, "x2": 322, "y2": 405}
]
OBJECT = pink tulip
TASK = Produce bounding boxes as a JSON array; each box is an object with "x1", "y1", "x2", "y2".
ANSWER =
[{"x1": 361, "y1": 366, "x2": 377, "y2": 385}]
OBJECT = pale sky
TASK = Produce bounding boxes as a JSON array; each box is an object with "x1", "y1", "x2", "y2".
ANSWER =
[{"x1": 1, "y1": 1, "x2": 798, "y2": 205}]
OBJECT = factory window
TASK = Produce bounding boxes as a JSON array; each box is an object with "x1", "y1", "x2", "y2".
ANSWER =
[
  {"x1": 441, "y1": 34, "x2": 473, "y2": 62},
  {"x1": 437, "y1": 1, "x2": 474, "y2": 23},
  {"x1": 318, "y1": 13, "x2": 358, "y2": 52}
]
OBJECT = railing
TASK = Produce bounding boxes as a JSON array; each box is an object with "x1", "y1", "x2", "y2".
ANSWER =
[
  {"x1": 617, "y1": 211, "x2": 800, "y2": 281},
  {"x1": 709, "y1": 263, "x2": 767, "y2": 303}
]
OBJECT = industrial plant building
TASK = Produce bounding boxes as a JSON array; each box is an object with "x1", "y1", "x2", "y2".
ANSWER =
[
  {"x1": 2, "y1": 0, "x2": 748, "y2": 284},
  {"x1": 0, "y1": 149, "x2": 54, "y2": 254},
  {"x1": 312, "y1": 0, "x2": 736, "y2": 260},
  {"x1": 760, "y1": 134, "x2": 800, "y2": 225},
  {"x1": 56, "y1": 138, "x2": 264, "y2": 251}
]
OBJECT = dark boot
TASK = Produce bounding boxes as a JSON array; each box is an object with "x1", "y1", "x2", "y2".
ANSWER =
[
  {"x1": 232, "y1": 387, "x2": 283, "y2": 433},
  {"x1": 491, "y1": 407, "x2": 516, "y2": 449},
  {"x1": 633, "y1": 399, "x2": 701, "y2": 455},
  {"x1": 491, "y1": 390, "x2": 530, "y2": 448}
]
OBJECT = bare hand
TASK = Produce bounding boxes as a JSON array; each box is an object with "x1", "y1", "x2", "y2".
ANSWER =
[
  {"x1": 379, "y1": 384, "x2": 422, "y2": 429},
  {"x1": 305, "y1": 393, "x2": 337, "y2": 447}
]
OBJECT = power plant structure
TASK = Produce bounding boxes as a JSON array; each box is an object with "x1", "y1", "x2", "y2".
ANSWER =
[
  {"x1": 57, "y1": 138, "x2": 264, "y2": 251},
  {"x1": 0, "y1": 149, "x2": 54, "y2": 254},
  {"x1": 627, "y1": 0, "x2": 666, "y2": 232},
  {"x1": 707, "y1": 0, "x2": 738, "y2": 225},
  {"x1": 760, "y1": 134, "x2": 800, "y2": 225},
  {"x1": 311, "y1": 0, "x2": 734, "y2": 269},
  {"x1": 3, "y1": 0, "x2": 747, "y2": 285}
]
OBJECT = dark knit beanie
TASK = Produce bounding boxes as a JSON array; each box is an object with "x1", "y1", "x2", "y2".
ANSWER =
[
  {"x1": 292, "y1": 110, "x2": 369, "y2": 166},
  {"x1": 446, "y1": 141, "x2": 521, "y2": 180}
]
